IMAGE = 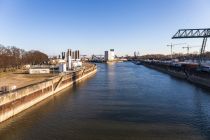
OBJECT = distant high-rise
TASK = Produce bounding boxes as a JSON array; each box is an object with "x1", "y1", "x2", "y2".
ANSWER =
[
  {"x1": 109, "y1": 49, "x2": 115, "y2": 60},
  {"x1": 104, "y1": 49, "x2": 115, "y2": 61},
  {"x1": 105, "y1": 51, "x2": 109, "y2": 61}
]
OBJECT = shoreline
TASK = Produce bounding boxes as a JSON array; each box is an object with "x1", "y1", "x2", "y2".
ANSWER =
[
  {"x1": 0, "y1": 64, "x2": 97, "y2": 123},
  {"x1": 141, "y1": 62, "x2": 210, "y2": 89}
]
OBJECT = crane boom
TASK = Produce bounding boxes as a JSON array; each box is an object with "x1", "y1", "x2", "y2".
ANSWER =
[
  {"x1": 167, "y1": 43, "x2": 186, "y2": 59},
  {"x1": 172, "y1": 28, "x2": 210, "y2": 64},
  {"x1": 182, "y1": 45, "x2": 200, "y2": 54}
]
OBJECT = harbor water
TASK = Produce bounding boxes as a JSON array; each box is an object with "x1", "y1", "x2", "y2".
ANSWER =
[{"x1": 0, "y1": 62, "x2": 210, "y2": 140}]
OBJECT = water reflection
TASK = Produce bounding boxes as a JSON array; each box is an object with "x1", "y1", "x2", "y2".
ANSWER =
[{"x1": 0, "y1": 62, "x2": 210, "y2": 140}]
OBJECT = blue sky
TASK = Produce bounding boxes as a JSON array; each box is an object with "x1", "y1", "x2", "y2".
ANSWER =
[{"x1": 0, "y1": 0, "x2": 210, "y2": 56}]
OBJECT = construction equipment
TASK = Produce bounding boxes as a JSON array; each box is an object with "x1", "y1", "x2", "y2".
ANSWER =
[
  {"x1": 167, "y1": 43, "x2": 186, "y2": 59},
  {"x1": 172, "y1": 28, "x2": 210, "y2": 64},
  {"x1": 182, "y1": 45, "x2": 200, "y2": 54}
]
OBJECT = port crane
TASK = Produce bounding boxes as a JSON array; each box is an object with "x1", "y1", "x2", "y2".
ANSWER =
[
  {"x1": 182, "y1": 45, "x2": 200, "y2": 54},
  {"x1": 167, "y1": 43, "x2": 186, "y2": 59},
  {"x1": 172, "y1": 28, "x2": 210, "y2": 64}
]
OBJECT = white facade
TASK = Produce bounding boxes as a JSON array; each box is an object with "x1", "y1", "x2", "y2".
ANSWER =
[
  {"x1": 59, "y1": 63, "x2": 67, "y2": 73},
  {"x1": 29, "y1": 68, "x2": 50, "y2": 74},
  {"x1": 60, "y1": 49, "x2": 82, "y2": 72},
  {"x1": 104, "y1": 49, "x2": 115, "y2": 61},
  {"x1": 72, "y1": 61, "x2": 82, "y2": 68},
  {"x1": 67, "y1": 55, "x2": 72, "y2": 70},
  {"x1": 109, "y1": 49, "x2": 115, "y2": 60}
]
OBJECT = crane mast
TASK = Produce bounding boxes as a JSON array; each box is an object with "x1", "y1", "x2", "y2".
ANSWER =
[
  {"x1": 167, "y1": 43, "x2": 186, "y2": 59},
  {"x1": 172, "y1": 28, "x2": 210, "y2": 65},
  {"x1": 182, "y1": 45, "x2": 200, "y2": 54}
]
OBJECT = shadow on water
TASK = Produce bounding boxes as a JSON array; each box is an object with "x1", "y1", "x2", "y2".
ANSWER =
[{"x1": 72, "y1": 71, "x2": 77, "y2": 87}]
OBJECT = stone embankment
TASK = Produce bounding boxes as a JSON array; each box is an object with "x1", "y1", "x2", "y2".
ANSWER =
[{"x1": 141, "y1": 60, "x2": 210, "y2": 88}]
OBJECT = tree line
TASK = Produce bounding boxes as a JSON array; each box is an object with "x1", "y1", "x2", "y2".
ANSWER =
[
  {"x1": 0, "y1": 44, "x2": 49, "y2": 71},
  {"x1": 136, "y1": 52, "x2": 210, "y2": 61}
]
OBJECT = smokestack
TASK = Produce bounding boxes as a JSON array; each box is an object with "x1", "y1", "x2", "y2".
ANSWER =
[
  {"x1": 69, "y1": 49, "x2": 72, "y2": 57},
  {"x1": 78, "y1": 50, "x2": 80, "y2": 59},
  {"x1": 68, "y1": 49, "x2": 70, "y2": 57},
  {"x1": 75, "y1": 50, "x2": 78, "y2": 59},
  {"x1": 72, "y1": 51, "x2": 75, "y2": 60},
  {"x1": 62, "y1": 52, "x2": 65, "y2": 59}
]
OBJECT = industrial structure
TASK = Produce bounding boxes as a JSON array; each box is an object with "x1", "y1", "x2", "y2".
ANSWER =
[
  {"x1": 29, "y1": 67, "x2": 50, "y2": 74},
  {"x1": 166, "y1": 43, "x2": 186, "y2": 59},
  {"x1": 29, "y1": 49, "x2": 82, "y2": 74},
  {"x1": 59, "y1": 49, "x2": 82, "y2": 72},
  {"x1": 182, "y1": 45, "x2": 200, "y2": 54},
  {"x1": 104, "y1": 49, "x2": 115, "y2": 61},
  {"x1": 172, "y1": 28, "x2": 210, "y2": 64}
]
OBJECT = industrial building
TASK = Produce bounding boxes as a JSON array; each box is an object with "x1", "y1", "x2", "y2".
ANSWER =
[
  {"x1": 105, "y1": 49, "x2": 115, "y2": 61},
  {"x1": 29, "y1": 49, "x2": 82, "y2": 74},
  {"x1": 29, "y1": 67, "x2": 50, "y2": 74},
  {"x1": 59, "y1": 49, "x2": 82, "y2": 72}
]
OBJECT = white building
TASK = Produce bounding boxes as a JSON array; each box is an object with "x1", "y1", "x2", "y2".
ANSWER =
[
  {"x1": 105, "y1": 49, "x2": 115, "y2": 61},
  {"x1": 59, "y1": 63, "x2": 67, "y2": 73},
  {"x1": 60, "y1": 49, "x2": 82, "y2": 71},
  {"x1": 29, "y1": 68, "x2": 50, "y2": 74}
]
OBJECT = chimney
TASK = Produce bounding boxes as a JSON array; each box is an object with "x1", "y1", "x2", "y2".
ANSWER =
[
  {"x1": 78, "y1": 50, "x2": 80, "y2": 59},
  {"x1": 69, "y1": 49, "x2": 72, "y2": 57},
  {"x1": 75, "y1": 50, "x2": 78, "y2": 59}
]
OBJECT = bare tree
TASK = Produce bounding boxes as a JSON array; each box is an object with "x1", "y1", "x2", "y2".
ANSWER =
[{"x1": 0, "y1": 44, "x2": 49, "y2": 71}]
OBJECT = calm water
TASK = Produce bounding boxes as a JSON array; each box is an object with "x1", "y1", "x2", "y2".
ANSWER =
[{"x1": 0, "y1": 62, "x2": 210, "y2": 140}]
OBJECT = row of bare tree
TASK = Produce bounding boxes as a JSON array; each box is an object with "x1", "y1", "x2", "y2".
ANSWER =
[{"x1": 0, "y1": 44, "x2": 48, "y2": 70}]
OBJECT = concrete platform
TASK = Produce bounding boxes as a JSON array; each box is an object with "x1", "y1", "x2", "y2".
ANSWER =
[{"x1": 0, "y1": 70, "x2": 57, "y2": 89}]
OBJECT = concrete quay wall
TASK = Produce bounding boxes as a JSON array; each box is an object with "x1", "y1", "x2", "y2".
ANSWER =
[
  {"x1": 0, "y1": 64, "x2": 97, "y2": 123},
  {"x1": 143, "y1": 63, "x2": 210, "y2": 89}
]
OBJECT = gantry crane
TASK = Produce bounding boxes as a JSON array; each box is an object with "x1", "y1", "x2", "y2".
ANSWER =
[
  {"x1": 172, "y1": 28, "x2": 210, "y2": 64},
  {"x1": 167, "y1": 43, "x2": 186, "y2": 59}
]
